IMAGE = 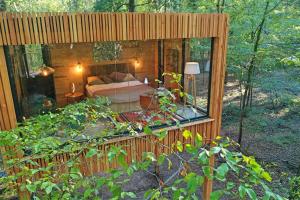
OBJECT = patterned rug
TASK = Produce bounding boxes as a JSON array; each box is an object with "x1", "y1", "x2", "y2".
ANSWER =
[{"x1": 116, "y1": 110, "x2": 185, "y2": 127}]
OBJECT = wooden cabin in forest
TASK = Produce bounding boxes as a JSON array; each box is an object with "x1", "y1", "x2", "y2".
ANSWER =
[{"x1": 0, "y1": 12, "x2": 228, "y2": 199}]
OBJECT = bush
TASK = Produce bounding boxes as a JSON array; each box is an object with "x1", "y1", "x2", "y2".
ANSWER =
[{"x1": 289, "y1": 176, "x2": 300, "y2": 200}]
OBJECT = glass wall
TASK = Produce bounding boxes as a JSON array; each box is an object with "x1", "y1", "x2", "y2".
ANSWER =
[{"x1": 6, "y1": 38, "x2": 213, "y2": 127}]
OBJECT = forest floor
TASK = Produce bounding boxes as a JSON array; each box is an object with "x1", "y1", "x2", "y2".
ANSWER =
[{"x1": 221, "y1": 67, "x2": 300, "y2": 197}]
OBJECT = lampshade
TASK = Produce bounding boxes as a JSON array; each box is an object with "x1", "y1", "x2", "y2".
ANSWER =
[{"x1": 184, "y1": 62, "x2": 200, "y2": 75}]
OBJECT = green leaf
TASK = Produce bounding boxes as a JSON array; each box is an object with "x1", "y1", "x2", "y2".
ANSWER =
[
  {"x1": 226, "y1": 182, "x2": 235, "y2": 190},
  {"x1": 246, "y1": 188, "x2": 257, "y2": 200},
  {"x1": 154, "y1": 130, "x2": 168, "y2": 140},
  {"x1": 176, "y1": 141, "x2": 183, "y2": 152},
  {"x1": 261, "y1": 171, "x2": 272, "y2": 182},
  {"x1": 184, "y1": 173, "x2": 203, "y2": 193},
  {"x1": 183, "y1": 130, "x2": 192, "y2": 140},
  {"x1": 26, "y1": 184, "x2": 37, "y2": 193},
  {"x1": 157, "y1": 154, "x2": 166, "y2": 165},
  {"x1": 202, "y1": 166, "x2": 212, "y2": 179},
  {"x1": 210, "y1": 147, "x2": 221, "y2": 155},
  {"x1": 238, "y1": 185, "x2": 246, "y2": 199},
  {"x1": 84, "y1": 188, "x2": 93, "y2": 199},
  {"x1": 210, "y1": 190, "x2": 224, "y2": 200},
  {"x1": 186, "y1": 144, "x2": 197, "y2": 155},
  {"x1": 198, "y1": 151, "x2": 209, "y2": 165},
  {"x1": 215, "y1": 163, "x2": 229, "y2": 181},
  {"x1": 144, "y1": 126, "x2": 152, "y2": 134},
  {"x1": 86, "y1": 148, "x2": 97, "y2": 158},
  {"x1": 195, "y1": 133, "x2": 203, "y2": 147},
  {"x1": 143, "y1": 152, "x2": 156, "y2": 162},
  {"x1": 117, "y1": 154, "x2": 127, "y2": 168}
]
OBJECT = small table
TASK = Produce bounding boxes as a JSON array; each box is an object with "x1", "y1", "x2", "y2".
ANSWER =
[
  {"x1": 65, "y1": 92, "x2": 84, "y2": 104},
  {"x1": 140, "y1": 93, "x2": 159, "y2": 110}
]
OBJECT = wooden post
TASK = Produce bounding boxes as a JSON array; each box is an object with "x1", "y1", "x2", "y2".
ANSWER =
[{"x1": 0, "y1": 46, "x2": 17, "y2": 130}]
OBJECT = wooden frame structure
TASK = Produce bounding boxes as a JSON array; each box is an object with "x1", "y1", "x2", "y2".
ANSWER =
[{"x1": 0, "y1": 12, "x2": 228, "y2": 199}]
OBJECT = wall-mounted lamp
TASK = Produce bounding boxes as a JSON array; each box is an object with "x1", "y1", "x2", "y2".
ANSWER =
[
  {"x1": 40, "y1": 64, "x2": 55, "y2": 77},
  {"x1": 135, "y1": 58, "x2": 140, "y2": 68},
  {"x1": 75, "y1": 62, "x2": 83, "y2": 73}
]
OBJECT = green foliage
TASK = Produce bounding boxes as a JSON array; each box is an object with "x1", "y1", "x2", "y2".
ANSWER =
[{"x1": 289, "y1": 176, "x2": 300, "y2": 200}]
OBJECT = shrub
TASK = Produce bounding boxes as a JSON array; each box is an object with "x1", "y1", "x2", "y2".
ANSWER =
[{"x1": 289, "y1": 176, "x2": 300, "y2": 200}]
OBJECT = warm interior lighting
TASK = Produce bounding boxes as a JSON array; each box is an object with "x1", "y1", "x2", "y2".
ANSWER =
[
  {"x1": 42, "y1": 70, "x2": 48, "y2": 76},
  {"x1": 40, "y1": 65, "x2": 55, "y2": 77},
  {"x1": 135, "y1": 58, "x2": 140, "y2": 68},
  {"x1": 75, "y1": 62, "x2": 83, "y2": 73}
]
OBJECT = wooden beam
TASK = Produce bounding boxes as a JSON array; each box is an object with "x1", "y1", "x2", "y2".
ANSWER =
[{"x1": 0, "y1": 46, "x2": 17, "y2": 130}]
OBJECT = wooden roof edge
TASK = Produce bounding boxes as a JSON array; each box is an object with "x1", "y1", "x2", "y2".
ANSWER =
[{"x1": 0, "y1": 11, "x2": 227, "y2": 16}]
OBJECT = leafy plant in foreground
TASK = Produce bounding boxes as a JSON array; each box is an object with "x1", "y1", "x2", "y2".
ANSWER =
[{"x1": 0, "y1": 74, "x2": 286, "y2": 200}]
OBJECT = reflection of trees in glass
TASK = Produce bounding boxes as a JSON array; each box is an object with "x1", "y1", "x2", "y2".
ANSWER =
[
  {"x1": 93, "y1": 41, "x2": 140, "y2": 62},
  {"x1": 25, "y1": 45, "x2": 43, "y2": 73},
  {"x1": 190, "y1": 38, "x2": 211, "y2": 62},
  {"x1": 93, "y1": 42, "x2": 122, "y2": 62}
]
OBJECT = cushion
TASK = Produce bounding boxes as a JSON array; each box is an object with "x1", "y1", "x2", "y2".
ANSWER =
[
  {"x1": 100, "y1": 76, "x2": 114, "y2": 84},
  {"x1": 89, "y1": 79, "x2": 105, "y2": 86},
  {"x1": 122, "y1": 73, "x2": 136, "y2": 82},
  {"x1": 109, "y1": 72, "x2": 127, "y2": 82},
  {"x1": 87, "y1": 76, "x2": 100, "y2": 84}
]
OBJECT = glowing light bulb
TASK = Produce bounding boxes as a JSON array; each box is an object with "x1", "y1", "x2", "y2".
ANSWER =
[
  {"x1": 75, "y1": 62, "x2": 83, "y2": 73},
  {"x1": 42, "y1": 70, "x2": 48, "y2": 76}
]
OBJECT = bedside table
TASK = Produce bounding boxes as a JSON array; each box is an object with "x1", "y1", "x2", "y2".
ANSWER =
[{"x1": 65, "y1": 92, "x2": 84, "y2": 104}]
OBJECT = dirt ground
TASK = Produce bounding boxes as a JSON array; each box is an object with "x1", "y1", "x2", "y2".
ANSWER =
[{"x1": 221, "y1": 68, "x2": 300, "y2": 197}]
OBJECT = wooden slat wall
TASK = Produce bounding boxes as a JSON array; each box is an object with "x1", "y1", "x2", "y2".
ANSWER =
[
  {"x1": 23, "y1": 120, "x2": 213, "y2": 179},
  {"x1": 0, "y1": 12, "x2": 222, "y2": 45}
]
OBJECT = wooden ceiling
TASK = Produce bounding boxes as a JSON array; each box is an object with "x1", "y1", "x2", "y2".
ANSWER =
[{"x1": 0, "y1": 12, "x2": 228, "y2": 45}]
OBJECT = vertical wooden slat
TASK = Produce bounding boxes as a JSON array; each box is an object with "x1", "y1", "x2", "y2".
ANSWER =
[
  {"x1": 0, "y1": 13, "x2": 7, "y2": 45},
  {"x1": 90, "y1": 13, "x2": 95, "y2": 42},
  {"x1": 76, "y1": 13, "x2": 83, "y2": 42},
  {"x1": 44, "y1": 13, "x2": 52, "y2": 43},
  {"x1": 40, "y1": 13, "x2": 48, "y2": 44},
  {"x1": 35, "y1": 13, "x2": 43, "y2": 44},
  {"x1": 56, "y1": 14, "x2": 62, "y2": 43},
  {"x1": 83, "y1": 14, "x2": 89, "y2": 42},
  {"x1": 96, "y1": 13, "x2": 101, "y2": 41},
  {"x1": 13, "y1": 13, "x2": 21, "y2": 45},
  {"x1": 32, "y1": 13, "x2": 40, "y2": 44},
  {"x1": 7, "y1": 13, "x2": 17, "y2": 44},
  {"x1": 59, "y1": 14, "x2": 65, "y2": 43},
  {"x1": 63, "y1": 13, "x2": 70, "y2": 43}
]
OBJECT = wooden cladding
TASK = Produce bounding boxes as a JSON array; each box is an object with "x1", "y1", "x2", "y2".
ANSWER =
[
  {"x1": 21, "y1": 121, "x2": 213, "y2": 179},
  {"x1": 0, "y1": 47, "x2": 16, "y2": 130},
  {"x1": 0, "y1": 12, "x2": 226, "y2": 45}
]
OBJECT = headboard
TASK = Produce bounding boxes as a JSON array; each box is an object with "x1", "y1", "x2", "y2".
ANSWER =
[{"x1": 84, "y1": 62, "x2": 135, "y2": 85}]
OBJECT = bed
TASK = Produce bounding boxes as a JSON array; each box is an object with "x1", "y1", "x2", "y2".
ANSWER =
[{"x1": 85, "y1": 63, "x2": 154, "y2": 112}]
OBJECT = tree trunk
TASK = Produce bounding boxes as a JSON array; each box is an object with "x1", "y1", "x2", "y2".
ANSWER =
[
  {"x1": 128, "y1": 0, "x2": 135, "y2": 12},
  {"x1": 237, "y1": 0, "x2": 270, "y2": 145},
  {"x1": 0, "y1": 0, "x2": 6, "y2": 11}
]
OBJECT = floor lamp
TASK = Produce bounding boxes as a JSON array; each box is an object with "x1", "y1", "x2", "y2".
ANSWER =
[{"x1": 184, "y1": 62, "x2": 200, "y2": 107}]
